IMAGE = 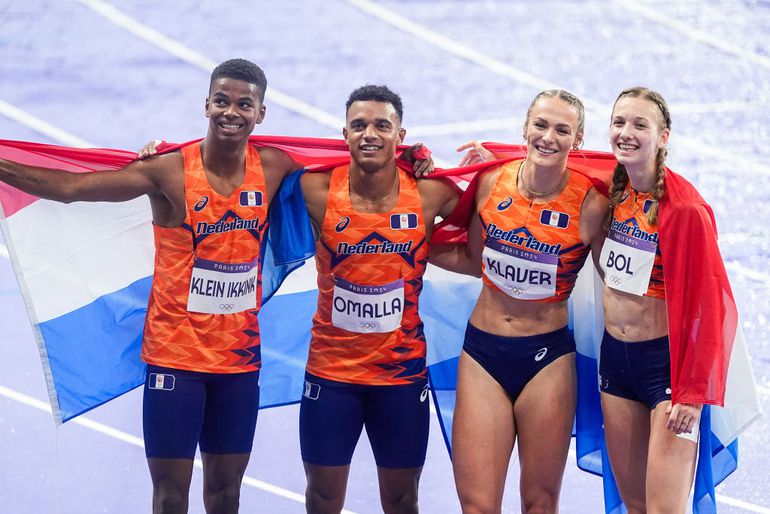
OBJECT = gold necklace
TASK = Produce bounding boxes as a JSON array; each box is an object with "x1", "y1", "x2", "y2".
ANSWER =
[
  {"x1": 519, "y1": 162, "x2": 568, "y2": 198},
  {"x1": 351, "y1": 174, "x2": 399, "y2": 204}
]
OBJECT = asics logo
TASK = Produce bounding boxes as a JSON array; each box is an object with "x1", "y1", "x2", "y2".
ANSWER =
[
  {"x1": 534, "y1": 347, "x2": 548, "y2": 362},
  {"x1": 497, "y1": 196, "x2": 513, "y2": 211},
  {"x1": 193, "y1": 195, "x2": 209, "y2": 212},
  {"x1": 335, "y1": 216, "x2": 351, "y2": 232},
  {"x1": 420, "y1": 385, "x2": 429, "y2": 403}
]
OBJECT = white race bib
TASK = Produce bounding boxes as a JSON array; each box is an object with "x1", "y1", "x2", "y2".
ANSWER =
[
  {"x1": 600, "y1": 229, "x2": 657, "y2": 296},
  {"x1": 483, "y1": 239, "x2": 558, "y2": 300},
  {"x1": 187, "y1": 256, "x2": 259, "y2": 314},
  {"x1": 331, "y1": 276, "x2": 404, "y2": 333}
]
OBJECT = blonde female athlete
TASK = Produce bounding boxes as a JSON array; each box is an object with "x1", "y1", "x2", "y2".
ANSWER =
[{"x1": 449, "y1": 90, "x2": 607, "y2": 513}]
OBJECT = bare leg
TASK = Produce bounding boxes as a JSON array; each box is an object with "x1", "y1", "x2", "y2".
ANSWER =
[
  {"x1": 304, "y1": 463, "x2": 351, "y2": 514},
  {"x1": 453, "y1": 351, "x2": 515, "y2": 514},
  {"x1": 147, "y1": 458, "x2": 194, "y2": 514},
  {"x1": 201, "y1": 452, "x2": 251, "y2": 514},
  {"x1": 515, "y1": 353, "x2": 576, "y2": 514},
  {"x1": 377, "y1": 466, "x2": 423, "y2": 514},
  {"x1": 601, "y1": 393, "x2": 651, "y2": 514},
  {"x1": 645, "y1": 401, "x2": 697, "y2": 514}
]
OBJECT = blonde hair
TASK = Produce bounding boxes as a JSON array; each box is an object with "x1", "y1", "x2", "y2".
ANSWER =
[
  {"x1": 606, "y1": 87, "x2": 671, "y2": 227},
  {"x1": 523, "y1": 89, "x2": 585, "y2": 145}
]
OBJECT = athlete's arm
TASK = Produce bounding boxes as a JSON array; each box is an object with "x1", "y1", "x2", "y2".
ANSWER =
[
  {"x1": 300, "y1": 170, "x2": 332, "y2": 235},
  {"x1": 0, "y1": 154, "x2": 172, "y2": 204},
  {"x1": 580, "y1": 187, "x2": 609, "y2": 280},
  {"x1": 257, "y1": 145, "x2": 305, "y2": 205},
  {"x1": 456, "y1": 140, "x2": 496, "y2": 167}
]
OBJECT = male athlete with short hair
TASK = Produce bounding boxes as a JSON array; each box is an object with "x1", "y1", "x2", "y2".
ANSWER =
[
  {"x1": 299, "y1": 85, "x2": 459, "y2": 514},
  {"x1": 0, "y1": 58, "x2": 307, "y2": 514}
]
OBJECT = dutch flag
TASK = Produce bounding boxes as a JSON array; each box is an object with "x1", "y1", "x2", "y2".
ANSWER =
[
  {"x1": 390, "y1": 213, "x2": 418, "y2": 230},
  {"x1": 239, "y1": 190, "x2": 263, "y2": 207},
  {"x1": 540, "y1": 209, "x2": 569, "y2": 229}
]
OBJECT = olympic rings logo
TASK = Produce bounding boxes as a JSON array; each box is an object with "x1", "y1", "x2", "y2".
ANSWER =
[
  {"x1": 505, "y1": 285, "x2": 524, "y2": 296},
  {"x1": 219, "y1": 303, "x2": 235, "y2": 311},
  {"x1": 608, "y1": 276, "x2": 623, "y2": 285},
  {"x1": 359, "y1": 321, "x2": 377, "y2": 330}
]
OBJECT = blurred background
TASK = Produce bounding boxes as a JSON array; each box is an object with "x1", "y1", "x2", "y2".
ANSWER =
[{"x1": 1, "y1": 1, "x2": 768, "y2": 512}]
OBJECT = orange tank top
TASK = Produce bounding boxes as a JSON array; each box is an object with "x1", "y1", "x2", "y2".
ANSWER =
[
  {"x1": 307, "y1": 165, "x2": 429, "y2": 385},
  {"x1": 479, "y1": 160, "x2": 593, "y2": 303},
  {"x1": 142, "y1": 143, "x2": 268, "y2": 373},
  {"x1": 601, "y1": 184, "x2": 665, "y2": 299}
]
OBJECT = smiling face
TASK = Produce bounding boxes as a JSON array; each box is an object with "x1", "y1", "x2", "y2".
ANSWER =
[
  {"x1": 343, "y1": 100, "x2": 405, "y2": 172},
  {"x1": 522, "y1": 96, "x2": 583, "y2": 169},
  {"x1": 610, "y1": 96, "x2": 670, "y2": 172},
  {"x1": 205, "y1": 77, "x2": 265, "y2": 142}
]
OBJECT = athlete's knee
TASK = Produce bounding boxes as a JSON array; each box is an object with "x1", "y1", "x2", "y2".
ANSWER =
[
  {"x1": 520, "y1": 486, "x2": 560, "y2": 514},
  {"x1": 153, "y1": 486, "x2": 188, "y2": 514},
  {"x1": 457, "y1": 491, "x2": 500, "y2": 514},
  {"x1": 305, "y1": 482, "x2": 346, "y2": 514},
  {"x1": 203, "y1": 481, "x2": 241, "y2": 513},
  {"x1": 380, "y1": 486, "x2": 418, "y2": 514}
]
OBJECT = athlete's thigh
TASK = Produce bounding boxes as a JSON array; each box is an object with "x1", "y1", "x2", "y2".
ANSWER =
[
  {"x1": 300, "y1": 374, "x2": 366, "y2": 466},
  {"x1": 143, "y1": 365, "x2": 206, "y2": 459},
  {"x1": 365, "y1": 379, "x2": 430, "y2": 469},
  {"x1": 514, "y1": 353, "x2": 575, "y2": 495},
  {"x1": 645, "y1": 401, "x2": 697, "y2": 514},
  {"x1": 452, "y1": 351, "x2": 515, "y2": 507},
  {"x1": 600, "y1": 392, "x2": 650, "y2": 509},
  {"x1": 200, "y1": 370, "x2": 260, "y2": 455}
]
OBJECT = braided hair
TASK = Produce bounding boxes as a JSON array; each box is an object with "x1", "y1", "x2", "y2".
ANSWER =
[{"x1": 606, "y1": 87, "x2": 671, "y2": 228}]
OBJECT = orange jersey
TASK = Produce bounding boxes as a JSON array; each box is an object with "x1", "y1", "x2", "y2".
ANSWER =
[
  {"x1": 479, "y1": 160, "x2": 593, "y2": 303},
  {"x1": 307, "y1": 165, "x2": 429, "y2": 385},
  {"x1": 142, "y1": 143, "x2": 268, "y2": 373},
  {"x1": 604, "y1": 184, "x2": 665, "y2": 299}
]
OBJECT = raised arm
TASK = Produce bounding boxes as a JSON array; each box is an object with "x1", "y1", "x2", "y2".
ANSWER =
[{"x1": 0, "y1": 154, "x2": 173, "y2": 204}]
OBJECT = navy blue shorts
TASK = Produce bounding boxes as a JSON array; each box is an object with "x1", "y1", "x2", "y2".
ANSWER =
[
  {"x1": 299, "y1": 373, "x2": 430, "y2": 469},
  {"x1": 143, "y1": 364, "x2": 260, "y2": 459},
  {"x1": 462, "y1": 323, "x2": 576, "y2": 402},
  {"x1": 599, "y1": 331, "x2": 671, "y2": 409}
]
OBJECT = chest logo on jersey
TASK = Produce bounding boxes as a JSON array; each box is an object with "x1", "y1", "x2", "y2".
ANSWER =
[
  {"x1": 328, "y1": 231, "x2": 423, "y2": 269},
  {"x1": 485, "y1": 224, "x2": 562, "y2": 255},
  {"x1": 539, "y1": 209, "x2": 569, "y2": 229},
  {"x1": 497, "y1": 196, "x2": 513, "y2": 211},
  {"x1": 642, "y1": 199, "x2": 654, "y2": 214},
  {"x1": 610, "y1": 218, "x2": 658, "y2": 244},
  {"x1": 390, "y1": 213, "x2": 418, "y2": 230},
  {"x1": 239, "y1": 191, "x2": 263, "y2": 207},
  {"x1": 193, "y1": 195, "x2": 209, "y2": 212},
  {"x1": 335, "y1": 216, "x2": 351, "y2": 232}
]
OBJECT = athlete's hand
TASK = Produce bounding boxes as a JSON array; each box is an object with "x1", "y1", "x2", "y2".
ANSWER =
[
  {"x1": 137, "y1": 139, "x2": 164, "y2": 159},
  {"x1": 400, "y1": 143, "x2": 434, "y2": 178},
  {"x1": 456, "y1": 140, "x2": 494, "y2": 166},
  {"x1": 665, "y1": 402, "x2": 702, "y2": 434}
]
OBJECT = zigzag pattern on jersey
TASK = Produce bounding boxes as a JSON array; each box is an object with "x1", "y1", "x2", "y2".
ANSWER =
[
  {"x1": 480, "y1": 160, "x2": 593, "y2": 303},
  {"x1": 611, "y1": 185, "x2": 665, "y2": 299},
  {"x1": 308, "y1": 165, "x2": 429, "y2": 385},
  {"x1": 142, "y1": 143, "x2": 267, "y2": 373}
]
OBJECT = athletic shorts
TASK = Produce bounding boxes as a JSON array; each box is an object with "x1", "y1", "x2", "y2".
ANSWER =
[
  {"x1": 143, "y1": 364, "x2": 260, "y2": 459},
  {"x1": 462, "y1": 323, "x2": 576, "y2": 402},
  {"x1": 599, "y1": 330, "x2": 671, "y2": 409},
  {"x1": 299, "y1": 373, "x2": 429, "y2": 469}
]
